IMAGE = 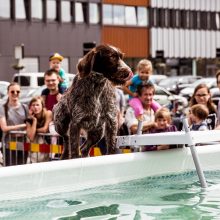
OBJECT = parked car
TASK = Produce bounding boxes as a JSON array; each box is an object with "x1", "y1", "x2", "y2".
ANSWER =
[
  {"x1": 179, "y1": 77, "x2": 217, "y2": 101},
  {"x1": 12, "y1": 72, "x2": 75, "y2": 92},
  {"x1": 150, "y1": 74, "x2": 168, "y2": 84},
  {"x1": 158, "y1": 75, "x2": 203, "y2": 94},
  {"x1": 154, "y1": 85, "x2": 188, "y2": 115},
  {"x1": 19, "y1": 85, "x2": 47, "y2": 105},
  {"x1": 0, "y1": 81, "x2": 10, "y2": 99},
  {"x1": 211, "y1": 87, "x2": 220, "y2": 106}
]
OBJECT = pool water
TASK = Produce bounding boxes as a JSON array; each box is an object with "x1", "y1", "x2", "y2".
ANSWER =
[{"x1": 1, "y1": 171, "x2": 220, "y2": 220}]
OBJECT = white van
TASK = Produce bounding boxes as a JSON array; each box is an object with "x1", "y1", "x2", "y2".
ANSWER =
[{"x1": 12, "y1": 72, "x2": 75, "y2": 89}]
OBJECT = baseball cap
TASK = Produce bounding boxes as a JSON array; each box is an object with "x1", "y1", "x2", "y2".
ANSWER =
[{"x1": 49, "y1": 53, "x2": 64, "y2": 61}]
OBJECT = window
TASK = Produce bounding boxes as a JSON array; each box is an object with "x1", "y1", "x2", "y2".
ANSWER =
[
  {"x1": 137, "y1": 7, "x2": 148, "y2": 26},
  {"x1": 216, "y1": 13, "x2": 220, "y2": 30},
  {"x1": 62, "y1": 58, "x2": 69, "y2": 73},
  {"x1": 15, "y1": 0, "x2": 26, "y2": 19},
  {"x1": 113, "y1": 5, "x2": 124, "y2": 25},
  {"x1": 37, "y1": 77, "x2": 44, "y2": 86},
  {"x1": 89, "y1": 3, "x2": 99, "y2": 24},
  {"x1": 103, "y1": 4, "x2": 113, "y2": 24},
  {"x1": 0, "y1": 0, "x2": 10, "y2": 19},
  {"x1": 47, "y1": 0, "x2": 56, "y2": 21},
  {"x1": 61, "y1": 1, "x2": 71, "y2": 22},
  {"x1": 125, "y1": 6, "x2": 136, "y2": 25},
  {"x1": 75, "y1": 2, "x2": 84, "y2": 23},
  {"x1": 14, "y1": 76, "x2": 30, "y2": 86},
  {"x1": 20, "y1": 58, "x2": 39, "y2": 73},
  {"x1": 31, "y1": 0, "x2": 43, "y2": 20}
]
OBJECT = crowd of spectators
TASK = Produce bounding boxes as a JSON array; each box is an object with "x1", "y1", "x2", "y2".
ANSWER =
[{"x1": 0, "y1": 56, "x2": 220, "y2": 166}]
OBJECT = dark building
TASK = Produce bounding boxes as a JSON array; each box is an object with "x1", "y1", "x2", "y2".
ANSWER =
[
  {"x1": 0, "y1": 0, "x2": 220, "y2": 81},
  {"x1": 0, "y1": 0, "x2": 101, "y2": 81}
]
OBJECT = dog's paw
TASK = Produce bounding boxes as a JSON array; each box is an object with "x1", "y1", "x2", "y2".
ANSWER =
[{"x1": 109, "y1": 147, "x2": 117, "y2": 155}]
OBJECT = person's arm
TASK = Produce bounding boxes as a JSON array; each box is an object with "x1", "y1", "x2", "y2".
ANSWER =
[
  {"x1": 122, "y1": 80, "x2": 137, "y2": 97},
  {"x1": 36, "y1": 111, "x2": 52, "y2": 133},
  {"x1": 0, "y1": 116, "x2": 26, "y2": 133},
  {"x1": 26, "y1": 117, "x2": 37, "y2": 142}
]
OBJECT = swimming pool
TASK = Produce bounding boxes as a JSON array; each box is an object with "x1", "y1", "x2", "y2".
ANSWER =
[
  {"x1": 1, "y1": 129, "x2": 220, "y2": 219},
  {"x1": 1, "y1": 170, "x2": 220, "y2": 219}
]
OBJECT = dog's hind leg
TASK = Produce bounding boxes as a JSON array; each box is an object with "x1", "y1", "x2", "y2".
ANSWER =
[
  {"x1": 69, "y1": 123, "x2": 81, "y2": 158},
  {"x1": 105, "y1": 117, "x2": 118, "y2": 154},
  {"x1": 80, "y1": 127, "x2": 104, "y2": 157}
]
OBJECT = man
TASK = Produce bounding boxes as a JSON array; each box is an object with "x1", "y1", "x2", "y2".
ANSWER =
[
  {"x1": 125, "y1": 82, "x2": 159, "y2": 134},
  {"x1": 41, "y1": 69, "x2": 62, "y2": 111}
]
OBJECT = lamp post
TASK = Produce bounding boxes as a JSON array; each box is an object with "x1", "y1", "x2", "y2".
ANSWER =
[{"x1": 12, "y1": 44, "x2": 25, "y2": 85}]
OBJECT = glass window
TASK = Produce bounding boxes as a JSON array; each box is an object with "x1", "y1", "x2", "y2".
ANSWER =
[
  {"x1": 20, "y1": 58, "x2": 39, "y2": 73},
  {"x1": 62, "y1": 58, "x2": 69, "y2": 73},
  {"x1": 61, "y1": 1, "x2": 71, "y2": 22},
  {"x1": 14, "y1": 76, "x2": 30, "y2": 86},
  {"x1": 31, "y1": 0, "x2": 43, "y2": 20},
  {"x1": 125, "y1": 6, "x2": 136, "y2": 25},
  {"x1": 15, "y1": 0, "x2": 26, "y2": 19},
  {"x1": 103, "y1": 4, "x2": 113, "y2": 24},
  {"x1": 89, "y1": 3, "x2": 99, "y2": 24},
  {"x1": 216, "y1": 13, "x2": 220, "y2": 30},
  {"x1": 37, "y1": 77, "x2": 45, "y2": 86},
  {"x1": 0, "y1": 0, "x2": 10, "y2": 19},
  {"x1": 75, "y1": 2, "x2": 84, "y2": 23},
  {"x1": 137, "y1": 7, "x2": 148, "y2": 26},
  {"x1": 47, "y1": 0, "x2": 56, "y2": 21},
  {"x1": 113, "y1": 5, "x2": 124, "y2": 25}
]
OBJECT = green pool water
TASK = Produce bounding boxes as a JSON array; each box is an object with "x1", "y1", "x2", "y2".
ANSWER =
[{"x1": 1, "y1": 171, "x2": 220, "y2": 220}]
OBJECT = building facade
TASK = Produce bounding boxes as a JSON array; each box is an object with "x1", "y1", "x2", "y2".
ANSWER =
[{"x1": 0, "y1": 0, "x2": 220, "y2": 81}]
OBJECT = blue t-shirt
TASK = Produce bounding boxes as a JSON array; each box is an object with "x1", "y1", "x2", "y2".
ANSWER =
[
  {"x1": 59, "y1": 68, "x2": 69, "y2": 88},
  {"x1": 129, "y1": 74, "x2": 153, "y2": 99}
]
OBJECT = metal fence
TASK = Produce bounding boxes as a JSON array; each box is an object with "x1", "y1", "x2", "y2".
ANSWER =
[{"x1": 1, "y1": 131, "x2": 132, "y2": 166}]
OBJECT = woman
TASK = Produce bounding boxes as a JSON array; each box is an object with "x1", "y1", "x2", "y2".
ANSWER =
[
  {"x1": 189, "y1": 83, "x2": 217, "y2": 130},
  {"x1": 0, "y1": 82, "x2": 28, "y2": 166},
  {"x1": 25, "y1": 96, "x2": 52, "y2": 163}
]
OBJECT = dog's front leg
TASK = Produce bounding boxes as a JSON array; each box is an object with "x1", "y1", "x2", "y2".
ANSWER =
[
  {"x1": 69, "y1": 123, "x2": 81, "y2": 158},
  {"x1": 105, "y1": 116, "x2": 118, "y2": 154}
]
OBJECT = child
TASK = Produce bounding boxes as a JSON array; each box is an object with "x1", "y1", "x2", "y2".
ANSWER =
[
  {"x1": 143, "y1": 107, "x2": 178, "y2": 151},
  {"x1": 123, "y1": 59, "x2": 161, "y2": 121},
  {"x1": 42, "y1": 53, "x2": 69, "y2": 95},
  {"x1": 189, "y1": 104, "x2": 209, "y2": 131}
]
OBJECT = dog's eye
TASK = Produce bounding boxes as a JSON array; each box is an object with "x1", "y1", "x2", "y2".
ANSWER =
[{"x1": 118, "y1": 52, "x2": 124, "y2": 59}]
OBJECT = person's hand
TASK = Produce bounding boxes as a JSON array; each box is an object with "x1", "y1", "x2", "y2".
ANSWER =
[
  {"x1": 132, "y1": 92, "x2": 138, "y2": 97},
  {"x1": 56, "y1": 93, "x2": 62, "y2": 102}
]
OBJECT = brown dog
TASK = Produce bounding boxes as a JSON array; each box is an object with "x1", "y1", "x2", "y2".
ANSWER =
[{"x1": 53, "y1": 44, "x2": 133, "y2": 158}]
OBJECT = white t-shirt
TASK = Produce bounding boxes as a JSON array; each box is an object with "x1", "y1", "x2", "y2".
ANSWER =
[{"x1": 125, "y1": 107, "x2": 155, "y2": 133}]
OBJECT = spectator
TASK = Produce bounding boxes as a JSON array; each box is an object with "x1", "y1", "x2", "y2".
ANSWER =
[
  {"x1": 143, "y1": 107, "x2": 178, "y2": 151},
  {"x1": 41, "y1": 69, "x2": 62, "y2": 111},
  {"x1": 0, "y1": 82, "x2": 28, "y2": 166},
  {"x1": 115, "y1": 86, "x2": 126, "y2": 130},
  {"x1": 42, "y1": 53, "x2": 69, "y2": 96},
  {"x1": 125, "y1": 82, "x2": 158, "y2": 134},
  {"x1": 188, "y1": 83, "x2": 217, "y2": 130},
  {"x1": 25, "y1": 96, "x2": 52, "y2": 163},
  {"x1": 189, "y1": 104, "x2": 209, "y2": 131},
  {"x1": 123, "y1": 59, "x2": 160, "y2": 121}
]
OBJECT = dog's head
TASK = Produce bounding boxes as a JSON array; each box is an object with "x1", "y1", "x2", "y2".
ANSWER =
[{"x1": 77, "y1": 44, "x2": 133, "y2": 84}]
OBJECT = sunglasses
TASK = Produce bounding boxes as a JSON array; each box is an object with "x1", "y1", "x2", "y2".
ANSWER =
[{"x1": 10, "y1": 90, "x2": 20, "y2": 94}]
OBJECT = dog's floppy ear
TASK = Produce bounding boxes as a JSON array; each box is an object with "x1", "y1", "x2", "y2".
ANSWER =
[{"x1": 77, "y1": 49, "x2": 97, "y2": 77}]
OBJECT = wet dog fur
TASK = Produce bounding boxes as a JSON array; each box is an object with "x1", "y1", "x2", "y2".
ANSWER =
[{"x1": 53, "y1": 44, "x2": 132, "y2": 158}]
